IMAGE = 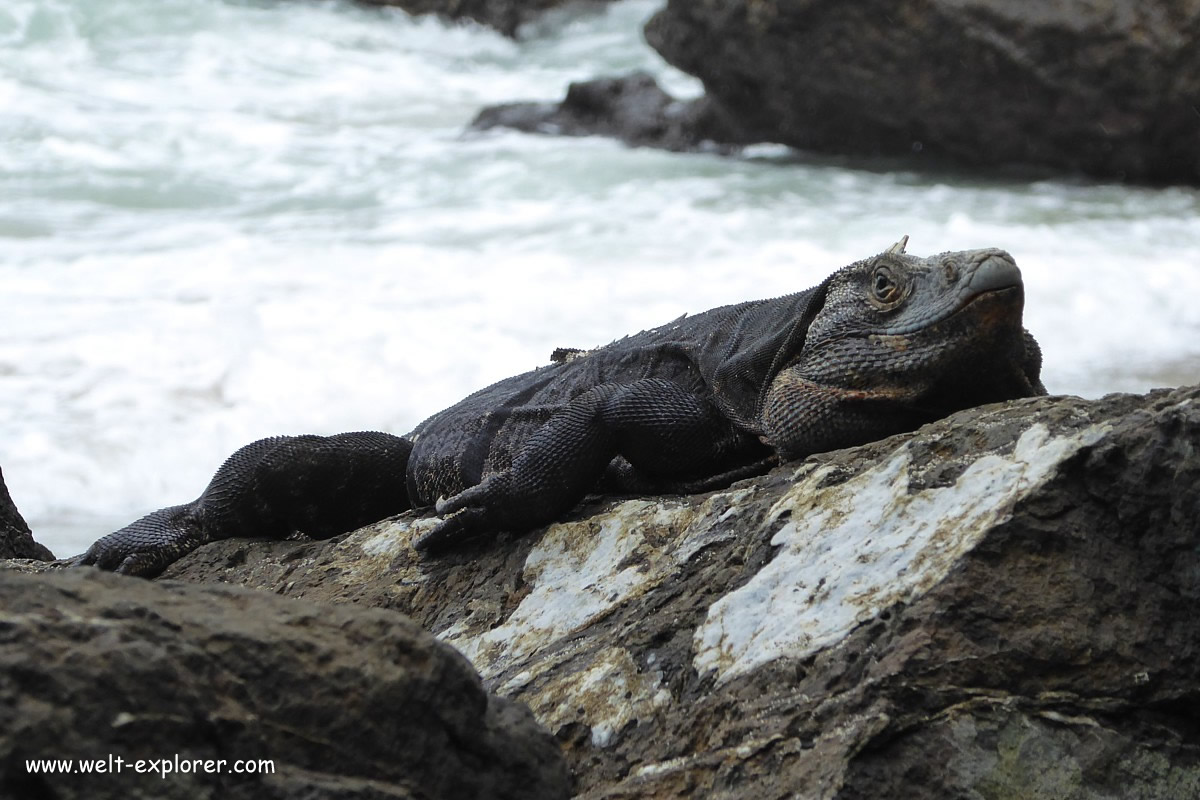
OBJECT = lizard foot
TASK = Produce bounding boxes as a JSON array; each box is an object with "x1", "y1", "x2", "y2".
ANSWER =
[
  {"x1": 73, "y1": 504, "x2": 204, "y2": 578},
  {"x1": 74, "y1": 544, "x2": 173, "y2": 577}
]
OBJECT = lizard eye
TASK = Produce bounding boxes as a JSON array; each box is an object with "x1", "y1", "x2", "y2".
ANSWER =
[{"x1": 872, "y1": 267, "x2": 901, "y2": 303}]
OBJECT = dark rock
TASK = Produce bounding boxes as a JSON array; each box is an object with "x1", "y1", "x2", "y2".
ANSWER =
[
  {"x1": 98, "y1": 385, "x2": 1200, "y2": 797},
  {"x1": 643, "y1": 0, "x2": 1200, "y2": 183},
  {"x1": 0, "y1": 465, "x2": 52, "y2": 561},
  {"x1": 469, "y1": 72, "x2": 753, "y2": 151},
  {"x1": 358, "y1": 0, "x2": 614, "y2": 38},
  {"x1": 0, "y1": 568, "x2": 570, "y2": 800}
]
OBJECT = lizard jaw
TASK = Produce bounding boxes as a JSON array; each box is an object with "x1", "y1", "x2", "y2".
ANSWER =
[{"x1": 944, "y1": 251, "x2": 1025, "y2": 321}]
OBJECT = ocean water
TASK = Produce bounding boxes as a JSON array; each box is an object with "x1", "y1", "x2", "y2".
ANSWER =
[{"x1": 2, "y1": 0, "x2": 1198, "y2": 558}]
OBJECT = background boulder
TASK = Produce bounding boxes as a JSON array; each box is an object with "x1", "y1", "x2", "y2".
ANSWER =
[{"x1": 644, "y1": 0, "x2": 1200, "y2": 182}]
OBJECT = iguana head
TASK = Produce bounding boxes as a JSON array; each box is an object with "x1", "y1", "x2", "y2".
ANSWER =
[{"x1": 786, "y1": 238, "x2": 1046, "y2": 412}]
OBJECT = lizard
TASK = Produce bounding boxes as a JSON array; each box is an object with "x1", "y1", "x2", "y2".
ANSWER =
[{"x1": 76, "y1": 238, "x2": 1045, "y2": 576}]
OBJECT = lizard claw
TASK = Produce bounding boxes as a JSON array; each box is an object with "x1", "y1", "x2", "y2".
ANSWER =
[
  {"x1": 413, "y1": 507, "x2": 489, "y2": 554},
  {"x1": 433, "y1": 480, "x2": 490, "y2": 518},
  {"x1": 416, "y1": 479, "x2": 505, "y2": 554},
  {"x1": 73, "y1": 541, "x2": 121, "y2": 571}
]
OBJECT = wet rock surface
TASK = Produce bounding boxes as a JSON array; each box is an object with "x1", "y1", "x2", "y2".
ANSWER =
[
  {"x1": 642, "y1": 0, "x2": 1200, "y2": 183},
  {"x1": 357, "y1": 0, "x2": 614, "y2": 38},
  {"x1": 124, "y1": 384, "x2": 1200, "y2": 798},
  {"x1": 470, "y1": 72, "x2": 753, "y2": 152},
  {"x1": 0, "y1": 568, "x2": 570, "y2": 800},
  {"x1": 0, "y1": 465, "x2": 52, "y2": 562}
]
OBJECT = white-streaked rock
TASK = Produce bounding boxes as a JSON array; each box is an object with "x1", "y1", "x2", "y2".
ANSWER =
[
  {"x1": 440, "y1": 500, "x2": 670, "y2": 676},
  {"x1": 439, "y1": 488, "x2": 757, "y2": 684},
  {"x1": 692, "y1": 423, "x2": 1108, "y2": 684},
  {"x1": 516, "y1": 645, "x2": 673, "y2": 748}
]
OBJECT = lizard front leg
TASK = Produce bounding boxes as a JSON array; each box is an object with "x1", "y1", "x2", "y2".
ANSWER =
[{"x1": 415, "y1": 379, "x2": 760, "y2": 554}]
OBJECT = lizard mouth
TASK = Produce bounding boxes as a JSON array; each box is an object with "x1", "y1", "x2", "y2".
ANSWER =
[
  {"x1": 946, "y1": 253, "x2": 1026, "y2": 337},
  {"x1": 958, "y1": 283, "x2": 1022, "y2": 313},
  {"x1": 951, "y1": 285, "x2": 1025, "y2": 338}
]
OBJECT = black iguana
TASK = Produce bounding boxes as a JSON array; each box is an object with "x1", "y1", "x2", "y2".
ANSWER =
[{"x1": 77, "y1": 238, "x2": 1045, "y2": 576}]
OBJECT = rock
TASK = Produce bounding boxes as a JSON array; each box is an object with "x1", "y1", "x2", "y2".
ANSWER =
[
  {"x1": 121, "y1": 385, "x2": 1200, "y2": 797},
  {"x1": 469, "y1": 72, "x2": 752, "y2": 151},
  {"x1": 643, "y1": 0, "x2": 1200, "y2": 183},
  {"x1": 0, "y1": 568, "x2": 570, "y2": 800},
  {"x1": 358, "y1": 0, "x2": 614, "y2": 38},
  {"x1": 0, "y1": 465, "x2": 53, "y2": 561}
]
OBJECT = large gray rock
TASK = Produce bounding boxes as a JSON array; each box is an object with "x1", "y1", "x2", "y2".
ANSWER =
[
  {"x1": 136, "y1": 385, "x2": 1200, "y2": 797},
  {"x1": 0, "y1": 568, "x2": 570, "y2": 800},
  {"x1": 641, "y1": 0, "x2": 1200, "y2": 183},
  {"x1": 0, "y1": 465, "x2": 52, "y2": 561}
]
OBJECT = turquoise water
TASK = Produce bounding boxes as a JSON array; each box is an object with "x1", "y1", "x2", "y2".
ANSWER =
[{"x1": 2, "y1": 0, "x2": 1199, "y2": 556}]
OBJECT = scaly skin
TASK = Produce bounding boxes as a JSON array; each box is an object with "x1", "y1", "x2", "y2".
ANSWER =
[{"x1": 77, "y1": 240, "x2": 1045, "y2": 576}]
